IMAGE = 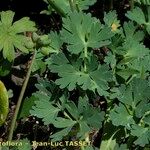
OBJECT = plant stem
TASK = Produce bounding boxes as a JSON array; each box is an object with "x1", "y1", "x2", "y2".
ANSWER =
[
  {"x1": 8, "y1": 51, "x2": 36, "y2": 141},
  {"x1": 139, "y1": 111, "x2": 150, "y2": 125},
  {"x1": 130, "y1": 0, "x2": 134, "y2": 10},
  {"x1": 47, "y1": 0, "x2": 66, "y2": 17},
  {"x1": 69, "y1": 0, "x2": 74, "y2": 12}
]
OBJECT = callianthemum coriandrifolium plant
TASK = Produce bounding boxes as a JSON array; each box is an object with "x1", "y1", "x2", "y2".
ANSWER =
[
  {"x1": 4, "y1": 0, "x2": 149, "y2": 149},
  {"x1": 18, "y1": 7, "x2": 150, "y2": 149}
]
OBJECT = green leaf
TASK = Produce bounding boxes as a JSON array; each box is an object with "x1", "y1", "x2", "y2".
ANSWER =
[
  {"x1": 40, "y1": 32, "x2": 62, "y2": 55},
  {"x1": 100, "y1": 134, "x2": 117, "y2": 150},
  {"x1": 123, "y1": 55, "x2": 150, "y2": 79},
  {"x1": 65, "y1": 101, "x2": 79, "y2": 120},
  {"x1": 61, "y1": 12, "x2": 113, "y2": 54},
  {"x1": 111, "y1": 78, "x2": 150, "y2": 108},
  {"x1": 0, "y1": 80, "x2": 9, "y2": 126},
  {"x1": 53, "y1": 117, "x2": 76, "y2": 128},
  {"x1": 126, "y1": 7, "x2": 146, "y2": 25},
  {"x1": 17, "y1": 139, "x2": 32, "y2": 150},
  {"x1": 131, "y1": 125, "x2": 150, "y2": 147},
  {"x1": 50, "y1": 126, "x2": 72, "y2": 142},
  {"x1": 0, "y1": 58, "x2": 12, "y2": 76},
  {"x1": 135, "y1": 100, "x2": 150, "y2": 119},
  {"x1": 0, "y1": 146, "x2": 9, "y2": 150},
  {"x1": 90, "y1": 65, "x2": 114, "y2": 96},
  {"x1": 0, "y1": 11, "x2": 37, "y2": 61},
  {"x1": 126, "y1": 7, "x2": 150, "y2": 34},
  {"x1": 47, "y1": 31, "x2": 62, "y2": 54},
  {"x1": 18, "y1": 96, "x2": 36, "y2": 119},
  {"x1": 110, "y1": 104, "x2": 135, "y2": 127},
  {"x1": 32, "y1": 52, "x2": 46, "y2": 74},
  {"x1": 143, "y1": 113, "x2": 150, "y2": 125},
  {"x1": 10, "y1": 17, "x2": 36, "y2": 33},
  {"x1": 114, "y1": 144, "x2": 129, "y2": 150},
  {"x1": 122, "y1": 21, "x2": 144, "y2": 42},
  {"x1": 116, "y1": 68, "x2": 139, "y2": 81},
  {"x1": 66, "y1": 97, "x2": 105, "y2": 138},
  {"x1": 104, "y1": 10, "x2": 120, "y2": 32},
  {"x1": 84, "y1": 146, "x2": 99, "y2": 150},
  {"x1": 121, "y1": 39, "x2": 149, "y2": 62},
  {"x1": 30, "y1": 79, "x2": 60, "y2": 125},
  {"x1": 48, "y1": 53, "x2": 113, "y2": 96},
  {"x1": 77, "y1": 0, "x2": 97, "y2": 10},
  {"x1": 50, "y1": 97, "x2": 104, "y2": 141},
  {"x1": 0, "y1": 11, "x2": 14, "y2": 27},
  {"x1": 104, "y1": 52, "x2": 116, "y2": 69},
  {"x1": 30, "y1": 98, "x2": 60, "y2": 125}
]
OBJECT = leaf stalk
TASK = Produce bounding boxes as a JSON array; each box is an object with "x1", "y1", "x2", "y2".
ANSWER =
[
  {"x1": 8, "y1": 50, "x2": 36, "y2": 141},
  {"x1": 47, "y1": 0, "x2": 66, "y2": 17}
]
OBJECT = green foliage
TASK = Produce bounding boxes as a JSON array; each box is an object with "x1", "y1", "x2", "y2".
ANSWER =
[
  {"x1": 42, "y1": 0, "x2": 97, "y2": 15},
  {"x1": 61, "y1": 12, "x2": 113, "y2": 55},
  {"x1": 29, "y1": 79, "x2": 105, "y2": 141},
  {"x1": 104, "y1": 10, "x2": 120, "y2": 33},
  {"x1": 131, "y1": 125, "x2": 150, "y2": 147},
  {"x1": 3, "y1": 0, "x2": 150, "y2": 149},
  {"x1": 100, "y1": 130, "x2": 128, "y2": 150},
  {"x1": 0, "y1": 80, "x2": 9, "y2": 126},
  {"x1": 0, "y1": 10, "x2": 36, "y2": 61},
  {"x1": 0, "y1": 57, "x2": 12, "y2": 76},
  {"x1": 48, "y1": 53, "x2": 113, "y2": 96},
  {"x1": 18, "y1": 96, "x2": 36, "y2": 119},
  {"x1": 126, "y1": 6, "x2": 150, "y2": 34},
  {"x1": 109, "y1": 78, "x2": 150, "y2": 147},
  {"x1": 16, "y1": 139, "x2": 32, "y2": 150}
]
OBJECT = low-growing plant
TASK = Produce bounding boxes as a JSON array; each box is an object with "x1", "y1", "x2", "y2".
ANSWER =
[{"x1": 0, "y1": 0, "x2": 150, "y2": 150}]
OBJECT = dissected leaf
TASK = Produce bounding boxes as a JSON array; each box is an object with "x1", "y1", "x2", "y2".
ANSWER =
[
  {"x1": 110, "y1": 104, "x2": 135, "y2": 127},
  {"x1": 61, "y1": 12, "x2": 113, "y2": 54},
  {"x1": 32, "y1": 52, "x2": 46, "y2": 74},
  {"x1": 0, "y1": 11, "x2": 36, "y2": 61},
  {"x1": 48, "y1": 53, "x2": 113, "y2": 96},
  {"x1": 131, "y1": 125, "x2": 150, "y2": 147},
  {"x1": 121, "y1": 39, "x2": 149, "y2": 62},
  {"x1": 126, "y1": 7, "x2": 150, "y2": 34},
  {"x1": 0, "y1": 58, "x2": 12, "y2": 76},
  {"x1": 100, "y1": 135, "x2": 117, "y2": 150},
  {"x1": 116, "y1": 79, "x2": 150, "y2": 107},
  {"x1": 66, "y1": 97, "x2": 105, "y2": 139},
  {"x1": 104, "y1": 10, "x2": 120, "y2": 32},
  {"x1": 47, "y1": 31, "x2": 62, "y2": 54},
  {"x1": 122, "y1": 21, "x2": 144, "y2": 42},
  {"x1": 126, "y1": 7, "x2": 145, "y2": 25},
  {"x1": 18, "y1": 96, "x2": 36, "y2": 119},
  {"x1": 104, "y1": 52, "x2": 117, "y2": 69},
  {"x1": 30, "y1": 98, "x2": 60, "y2": 125},
  {"x1": 50, "y1": 127, "x2": 73, "y2": 142},
  {"x1": 30, "y1": 93, "x2": 59, "y2": 124}
]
